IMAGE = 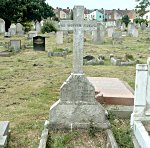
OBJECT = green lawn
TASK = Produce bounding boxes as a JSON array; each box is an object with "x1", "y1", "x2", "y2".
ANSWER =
[{"x1": 0, "y1": 31, "x2": 150, "y2": 147}]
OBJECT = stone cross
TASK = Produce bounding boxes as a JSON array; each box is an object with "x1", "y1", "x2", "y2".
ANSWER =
[{"x1": 60, "y1": 6, "x2": 97, "y2": 74}]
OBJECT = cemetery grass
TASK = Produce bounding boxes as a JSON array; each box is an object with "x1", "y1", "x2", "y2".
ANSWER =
[{"x1": 0, "y1": 32, "x2": 150, "y2": 147}]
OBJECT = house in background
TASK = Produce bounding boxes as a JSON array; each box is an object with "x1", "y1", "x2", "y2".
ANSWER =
[
  {"x1": 85, "y1": 10, "x2": 104, "y2": 21},
  {"x1": 54, "y1": 7, "x2": 72, "y2": 20},
  {"x1": 143, "y1": 11, "x2": 150, "y2": 21}
]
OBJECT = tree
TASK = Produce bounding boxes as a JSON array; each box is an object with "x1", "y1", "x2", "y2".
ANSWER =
[
  {"x1": 135, "y1": 0, "x2": 150, "y2": 16},
  {"x1": 0, "y1": 0, "x2": 55, "y2": 31},
  {"x1": 121, "y1": 15, "x2": 131, "y2": 27}
]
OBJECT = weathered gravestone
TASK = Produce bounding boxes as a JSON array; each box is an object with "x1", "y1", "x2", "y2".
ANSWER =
[
  {"x1": 141, "y1": 22, "x2": 146, "y2": 31},
  {"x1": 28, "y1": 31, "x2": 37, "y2": 39},
  {"x1": 16, "y1": 23, "x2": 24, "y2": 35},
  {"x1": 107, "y1": 27, "x2": 114, "y2": 38},
  {"x1": 33, "y1": 36, "x2": 45, "y2": 51},
  {"x1": 9, "y1": 24, "x2": 16, "y2": 36},
  {"x1": 9, "y1": 40, "x2": 21, "y2": 51},
  {"x1": 112, "y1": 32, "x2": 122, "y2": 44},
  {"x1": 128, "y1": 22, "x2": 134, "y2": 36},
  {"x1": 0, "y1": 18, "x2": 5, "y2": 34},
  {"x1": 49, "y1": 6, "x2": 109, "y2": 129},
  {"x1": 56, "y1": 31, "x2": 63, "y2": 44},
  {"x1": 35, "y1": 21, "x2": 41, "y2": 33},
  {"x1": 92, "y1": 23, "x2": 104, "y2": 44}
]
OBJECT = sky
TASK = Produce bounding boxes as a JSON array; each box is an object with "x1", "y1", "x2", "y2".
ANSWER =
[{"x1": 46, "y1": 0, "x2": 138, "y2": 10}]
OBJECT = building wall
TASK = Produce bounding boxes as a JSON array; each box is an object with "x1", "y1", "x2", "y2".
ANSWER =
[
  {"x1": 60, "y1": 10, "x2": 67, "y2": 19},
  {"x1": 143, "y1": 12, "x2": 150, "y2": 21}
]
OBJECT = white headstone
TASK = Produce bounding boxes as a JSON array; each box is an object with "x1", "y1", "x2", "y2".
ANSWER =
[
  {"x1": 16, "y1": 23, "x2": 24, "y2": 35},
  {"x1": 9, "y1": 24, "x2": 16, "y2": 36},
  {"x1": 35, "y1": 21, "x2": 41, "y2": 33},
  {"x1": 107, "y1": 27, "x2": 114, "y2": 38},
  {"x1": 0, "y1": 18, "x2": 5, "y2": 33},
  {"x1": 49, "y1": 5, "x2": 109, "y2": 129},
  {"x1": 9, "y1": 40, "x2": 21, "y2": 51},
  {"x1": 92, "y1": 23, "x2": 104, "y2": 44},
  {"x1": 56, "y1": 31, "x2": 63, "y2": 44}
]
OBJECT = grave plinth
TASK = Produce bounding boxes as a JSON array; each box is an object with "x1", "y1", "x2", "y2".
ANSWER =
[{"x1": 49, "y1": 74, "x2": 109, "y2": 129}]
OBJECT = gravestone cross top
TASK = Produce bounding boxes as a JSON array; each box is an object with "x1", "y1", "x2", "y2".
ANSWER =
[{"x1": 60, "y1": 6, "x2": 97, "y2": 74}]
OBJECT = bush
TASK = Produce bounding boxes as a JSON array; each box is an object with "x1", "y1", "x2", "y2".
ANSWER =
[
  {"x1": 41, "y1": 21, "x2": 57, "y2": 34},
  {"x1": 22, "y1": 22, "x2": 33, "y2": 32}
]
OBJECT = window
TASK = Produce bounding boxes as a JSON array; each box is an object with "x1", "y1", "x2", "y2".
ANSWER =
[
  {"x1": 146, "y1": 16, "x2": 148, "y2": 19},
  {"x1": 99, "y1": 15, "x2": 101, "y2": 18}
]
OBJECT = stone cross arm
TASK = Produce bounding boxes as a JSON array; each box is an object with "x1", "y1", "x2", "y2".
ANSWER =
[{"x1": 59, "y1": 20, "x2": 97, "y2": 31}]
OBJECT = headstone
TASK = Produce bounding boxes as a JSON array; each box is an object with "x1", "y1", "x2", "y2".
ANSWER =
[
  {"x1": 0, "y1": 18, "x2": 5, "y2": 33},
  {"x1": 16, "y1": 23, "x2": 24, "y2": 35},
  {"x1": 33, "y1": 36, "x2": 45, "y2": 51},
  {"x1": 9, "y1": 24, "x2": 16, "y2": 36},
  {"x1": 128, "y1": 23, "x2": 135, "y2": 36},
  {"x1": 40, "y1": 20, "x2": 44, "y2": 27},
  {"x1": 112, "y1": 32, "x2": 122, "y2": 44},
  {"x1": 28, "y1": 31, "x2": 37, "y2": 39},
  {"x1": 9, "y1": 40, "x2": 21, "y2": 51},
  {"x1": 141, "y1": 22, "x2": 146, "y2": 31},
  {"x1": 132, "y1": 28, "x2": 139, "y2": 38},
  {"x1": 56, "y1": 31, "x2": 63, "y2": 44},
  {"x1": 121, "y1": 23, "x2": 126, "y2": 31},
  {"x1": 107, "y1": 27, "x2": 114, "y2": 38},
  {"x1": 49, "y1": 5, "x2": 109, "y2": 129},
  {"x1": 35, "y1": 21, "x2": 41, "y2": 33},
  {"x1": 92, "y1": 23, "x2": 104, "y2": 44},
  {"x1": 4, "y1": 32, "x2": 11, "y2": 38}
]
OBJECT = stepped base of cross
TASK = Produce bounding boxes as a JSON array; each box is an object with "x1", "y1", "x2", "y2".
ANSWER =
[{"x1": 49, "y1": 73, "x2": 109, "y2": 129}]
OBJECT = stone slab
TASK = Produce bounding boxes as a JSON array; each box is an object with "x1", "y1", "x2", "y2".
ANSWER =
[
  {"x1": 106, "y1": 105, "x2": 133, "y2": 119},
  {"x1": 87, "y1": 77, "x2": 134, "y2": 106},
  {"x1": 0, "y1": 136, "x2": 7, "y2": 148},
  {"x1": 0, "y1": 51, "x2": 12, "y2": 57},
  {"x1": 0, "y1": 121, "x2": 9, "y2": 136}
]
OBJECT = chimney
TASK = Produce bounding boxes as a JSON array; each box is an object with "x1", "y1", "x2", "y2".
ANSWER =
[
  {"x1": 101, "y1": 8, "x2": 104, "y2": 10},
  {"x1": 67, "y1": 7, "x2": 69, "y2": 9},
  {"x1": 118, "y1": 8, "x2": 120, "y2": 10},
  {"x1": 126, "y1": 8, "x2": 128, "y2": 10}
]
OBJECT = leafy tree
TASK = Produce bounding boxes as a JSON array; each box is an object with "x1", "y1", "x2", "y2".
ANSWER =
[
  {"x1": 121, "y1": 15, "x2": 131, "y2": 27},
  {"x1": 0, "y1": 0, "x2": 55, "y2": 31},
  {"x1": 136, "y1": 0, "x2": 150, "y2": 16}
]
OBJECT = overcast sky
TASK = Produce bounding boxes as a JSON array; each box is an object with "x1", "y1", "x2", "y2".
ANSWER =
[{"x1": 46, "y1": 0, "x2": 138, "y2": 10}]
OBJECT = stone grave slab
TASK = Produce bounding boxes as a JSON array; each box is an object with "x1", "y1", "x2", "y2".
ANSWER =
[
  {"x1": 0, "y1": 51, "x2": 12, "y2": 57},
  {"x1": 0, "y1": 136, "x2": 7, "y2": 148},
  {"x1": 87, "y1": 77, "x2": 134, "y2": 106}
]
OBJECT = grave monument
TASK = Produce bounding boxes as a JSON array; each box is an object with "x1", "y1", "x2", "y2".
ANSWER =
[{"x1": 49, "y1": 6, "x2": 109, "y2": 129}]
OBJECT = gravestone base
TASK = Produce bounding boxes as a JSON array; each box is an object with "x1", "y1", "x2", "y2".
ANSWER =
[{"x1": 49, "y1": 74, "x2": 109, "y2": 129}]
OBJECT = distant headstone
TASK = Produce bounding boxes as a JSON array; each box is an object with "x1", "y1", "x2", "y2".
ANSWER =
[
  {"x1": 40, "y1": 20, "x2": 44, "y2": 27},
  {"x1": 9, "y1": 24, "x2": 16, "y2": 36},
  {"x1": 92, "y1": 23, "x2": 104, "y2": 44},
  {"x1": 4, "y1": 32, "x2": 11, "y2": 38},
  {"x1": 141, "y1": 22, "x2": 146, "y2": 31},
  {"x1": 49, "y1": 5, "x2": 109, "y2": 129},
  {"x1": 121, "y1": 23, "x2": 126, "y2": 31},
  {"x1": 28, "y1": 31, "x2": 37, "y2": 39},
  {"x1": 128, "y1": 23, "x2": 134, "y2": 35},
  {"x1": 16, "y1": 23, "x2": 24, "y2": 35},
  {"x1": 9, "y1": 40, "x2": 21, "y2": 51},
  {"x1": 33, "y1": 36, "x2": 45, "y2": 51},
  {"x1": 35, "y1": 21, "x2": 41, "y2": 33},
  {"x1": 107, "y1": 27, "x2": 114, "y2": 37},
  {"x1": 56, "y1": 31, "x2": 63, "y2": 44},
  {"x1": 0, "y1": 18, "x2": 5, "y2": 33},
  {"x1": 112, "y1": 32, "x2": 122, "y2": 44},
  {"x1": 132, "y1": 28, "x2": 139, "y2": 38}
]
